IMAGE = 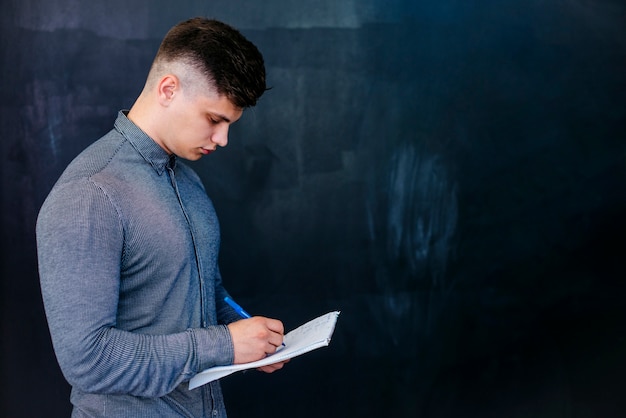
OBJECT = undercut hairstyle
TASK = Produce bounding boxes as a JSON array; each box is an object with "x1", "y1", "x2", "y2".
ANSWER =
[{"x1": 152, "y1": 17, "x2": 267, "y2": 108}]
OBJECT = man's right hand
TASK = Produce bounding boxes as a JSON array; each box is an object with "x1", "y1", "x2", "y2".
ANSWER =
[{"x1": 227, "y1": 316, "x2": 285, "y2": 364}]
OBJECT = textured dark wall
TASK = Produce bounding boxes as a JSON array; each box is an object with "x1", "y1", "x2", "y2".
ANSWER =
[{"x1": 2, "y1": 1, "x2": 625, "y2": 417}]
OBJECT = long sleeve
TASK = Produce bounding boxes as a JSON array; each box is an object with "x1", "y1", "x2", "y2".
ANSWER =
[
  {"x1": 37, "y1": 175, "x2": 233, "y2": 398},
  {"x1": 214, "y1": 271, "x2": 247, "y2": 325}
]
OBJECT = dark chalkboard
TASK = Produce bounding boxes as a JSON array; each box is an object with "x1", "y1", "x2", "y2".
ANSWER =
[{"x1": 2, "y1": 1, "x2": 625, "y2": 417}]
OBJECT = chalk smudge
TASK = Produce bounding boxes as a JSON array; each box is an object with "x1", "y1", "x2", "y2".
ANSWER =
[{"x1": 369, "y1": 142, "x2": 458, "y2": 287}]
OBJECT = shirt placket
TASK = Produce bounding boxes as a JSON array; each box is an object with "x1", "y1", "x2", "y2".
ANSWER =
[{"x1": 166, "y1": 156, "x2": 207, "y2": 328}]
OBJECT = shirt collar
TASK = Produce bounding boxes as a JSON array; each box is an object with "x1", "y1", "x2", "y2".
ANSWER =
[{"x1": 113, "y1": 110, "x2": 171, "y2": 175}]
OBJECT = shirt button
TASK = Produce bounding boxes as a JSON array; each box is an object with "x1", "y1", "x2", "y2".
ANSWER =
[{"x1": 213, "y1": 411, "x2": 218, "y2": 416}]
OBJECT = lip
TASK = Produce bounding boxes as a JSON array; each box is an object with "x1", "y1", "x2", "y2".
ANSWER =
[{"x1": 201, "y1": 148, "x2": 216, "y2": 155}]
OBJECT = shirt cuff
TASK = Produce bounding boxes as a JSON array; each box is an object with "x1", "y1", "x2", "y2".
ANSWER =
[{"x1": 190, "y1": 325, "x2": 234, "y2": 372}]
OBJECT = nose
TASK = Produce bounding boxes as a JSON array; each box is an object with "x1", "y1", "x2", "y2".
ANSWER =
[{"x1": 212, "y1": 124, "x2": 230, "y2": 148}]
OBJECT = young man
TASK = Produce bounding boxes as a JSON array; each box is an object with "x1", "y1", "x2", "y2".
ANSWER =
[{"x1": 36, "y1": 17, "x2": 286, "y2": 417}]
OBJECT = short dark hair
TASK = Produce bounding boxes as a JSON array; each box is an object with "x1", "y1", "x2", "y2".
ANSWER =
[{"x1": 155, "y1": 17, "x2": 266, "y2": 108}]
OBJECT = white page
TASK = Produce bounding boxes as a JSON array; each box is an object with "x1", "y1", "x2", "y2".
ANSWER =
[{"x1": 189, "y1": 311, "x2": 340, "y2": 390}]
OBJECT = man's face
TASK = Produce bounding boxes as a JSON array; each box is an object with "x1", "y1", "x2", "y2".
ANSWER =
[{"x1": 159, "y1": 88, "x2": 243, "y2": 161}]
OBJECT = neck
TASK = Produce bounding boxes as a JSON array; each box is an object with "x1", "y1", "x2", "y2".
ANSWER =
[{"x1": 127, "y1": 95, "x2": 169, "y2": 154}]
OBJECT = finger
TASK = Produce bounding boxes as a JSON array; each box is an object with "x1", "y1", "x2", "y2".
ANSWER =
[
  {"x1": 257, "y1": 361, "x2": 285, "y2": 373},
  {"x1": 267, "y1": 333, "x2": 284, "y2": 349},
  {"x1": 265, "y1": 318, "x2": 284, "y2": 335}
]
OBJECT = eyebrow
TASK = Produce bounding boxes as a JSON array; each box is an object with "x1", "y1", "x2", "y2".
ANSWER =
[{"x1": 210, "y1": 113, "x2": 232, "y2": 123}]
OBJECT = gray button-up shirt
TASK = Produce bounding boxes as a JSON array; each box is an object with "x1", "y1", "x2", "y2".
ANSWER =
[{"x1": 37, "y1": 111, "x2": 242, "y2": 417}]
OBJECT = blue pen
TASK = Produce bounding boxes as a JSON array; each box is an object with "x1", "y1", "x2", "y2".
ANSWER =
[
  {"x1": 224, "y1": 296, "x2": 285, "y2": 347},
  {"x1": 224, "y1": 296, "x2": 251, "y2": 318}
]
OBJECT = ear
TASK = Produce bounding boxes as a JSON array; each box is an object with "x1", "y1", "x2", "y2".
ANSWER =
[{"x1": 156, "y1": 74, "x2": 179, "y2": 106}]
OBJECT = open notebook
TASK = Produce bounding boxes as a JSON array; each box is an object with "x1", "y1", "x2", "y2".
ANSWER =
[{"x1": 189, "y1": 311, "x2": 340, "y2": 390}]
